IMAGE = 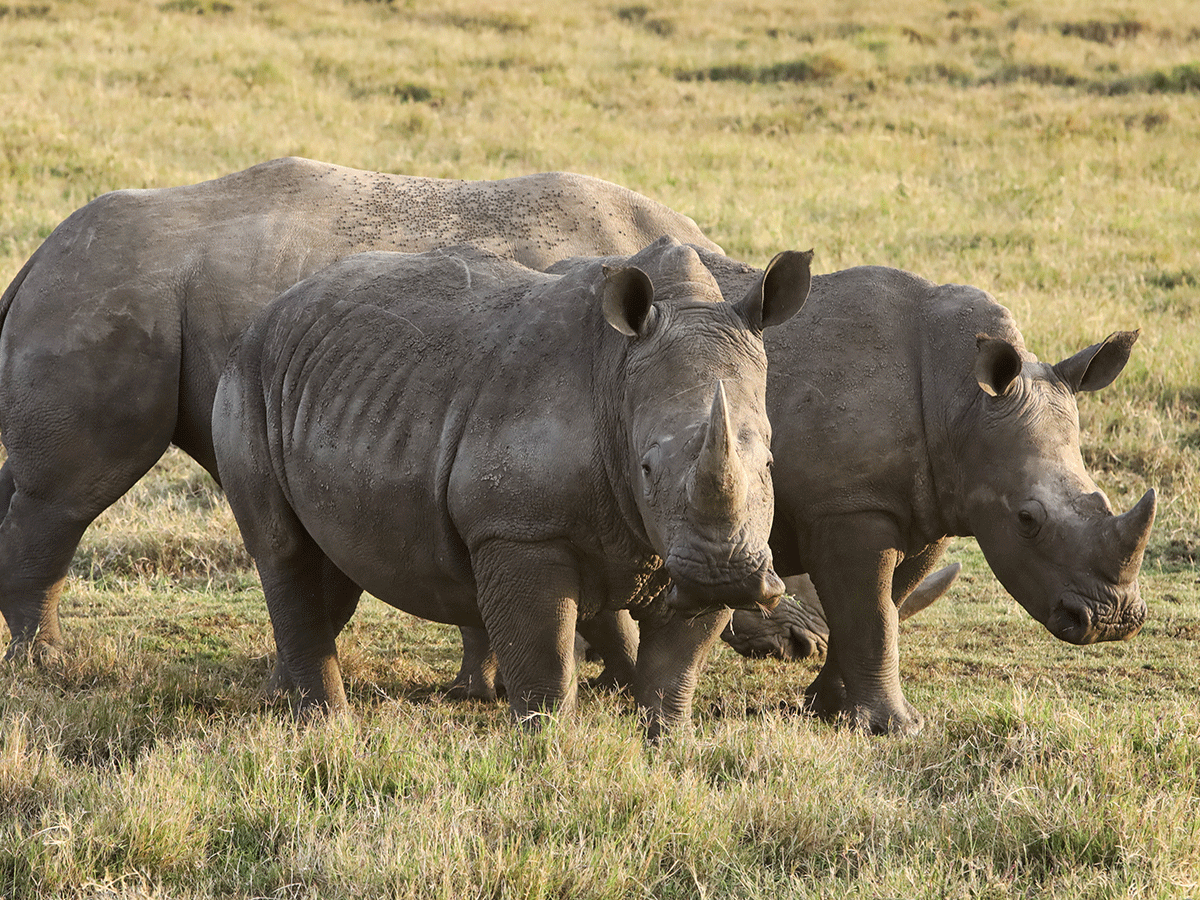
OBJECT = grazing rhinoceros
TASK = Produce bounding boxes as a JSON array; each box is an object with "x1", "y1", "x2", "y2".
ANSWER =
[
  {"x1": 0, "y1": 157, "x2": 722, "y2": 660},
  {"x1": 447, "y1": 564, "x2": 962, "y2": 699},
  {"x1": 211, "y1": 238, "x2": 813, "y2": 736},
  {"x1": 683, "y1": 250, "x2": 1155, "y2": 734}
]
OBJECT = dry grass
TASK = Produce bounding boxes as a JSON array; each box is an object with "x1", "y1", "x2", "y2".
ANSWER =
[{"x1": 1, "y1": 0, "x2": 1198, "y2": 896}]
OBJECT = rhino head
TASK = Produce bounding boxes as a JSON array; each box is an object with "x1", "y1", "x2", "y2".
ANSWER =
[
  {"x1": 601, "y1": 240, "x2": 812, "y2": 616},
  {"x1": 960, "y1": 330, "x2": 1155, "y2": 644}
]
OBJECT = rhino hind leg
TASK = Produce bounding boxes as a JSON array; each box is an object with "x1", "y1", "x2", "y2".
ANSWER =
[
  {"x1": 447, "y1": 625, "x2": 502, "y2": 701},
  {"x1": 0, "y1": 330, "x2": 182, "y2": 658},
  {"x1": 0, "y1": 469, "x2": 117, "y2": 661}
]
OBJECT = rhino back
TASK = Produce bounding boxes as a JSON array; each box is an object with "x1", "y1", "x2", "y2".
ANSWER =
[
  {"x1": 243, "y1": 250, "x2": 612, "y2": 621},
  {"x1": 4, "y1": 157, "x2": 719, "y2": 475}
]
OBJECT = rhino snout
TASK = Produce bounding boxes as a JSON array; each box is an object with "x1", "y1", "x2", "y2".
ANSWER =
[
  {"x1": 1047, "y1": 587, "x2": 1146, "y2": 645},
  {"x1": 665, "y1": 550, "x2": 785, "y2": 616}
]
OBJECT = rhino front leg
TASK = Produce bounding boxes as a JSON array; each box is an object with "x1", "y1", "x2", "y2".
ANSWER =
[
  {"x1": 805, "y1": 512, "x2": 922, "y2": 735},
  {"x1": 633, "y1": 606, "x2": 731, "y2": 741},
  {"x1": 472, "y1": 540, "x2": 580, "y2": 726}
]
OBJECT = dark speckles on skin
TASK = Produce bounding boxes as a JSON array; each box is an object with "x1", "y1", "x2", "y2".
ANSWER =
[{"x1": 313, "y1": 168, "x2": 719, "y2": 269}]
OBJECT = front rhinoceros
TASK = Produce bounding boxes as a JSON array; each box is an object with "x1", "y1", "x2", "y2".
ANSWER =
[
  {"x1": 0, "y1": 157, "x2": 722, "y2": 659},
  {"x1": 692, "y1": 252, "x2": 1155, "y2": 734},
  {"x1": 212, "y1": 238, "x2": 811, "y2": 736}
]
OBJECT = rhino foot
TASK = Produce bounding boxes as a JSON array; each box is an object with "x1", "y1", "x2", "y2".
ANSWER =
[
  {"x1": 3, "y1": 637, "x2": 62, "y2": 668},
  {"x1": 843, "y1": 698, "x2": 924, "y2": 736},
  {"x1": 803, "y1": 668, "x2": 923, "y2": 735},
  {"x1": 444, "y1": 674, "x2": 502, "y2": 702}
]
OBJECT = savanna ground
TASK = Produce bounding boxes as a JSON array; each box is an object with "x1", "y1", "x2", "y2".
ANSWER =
[{"x1": 1, "y1": 0, "x2": 1198, "y2": 897}]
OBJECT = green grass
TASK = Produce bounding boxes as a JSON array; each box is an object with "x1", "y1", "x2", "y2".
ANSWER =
[{"x1": 1, "y1": 0, "x2": 1199, "y2": 896}]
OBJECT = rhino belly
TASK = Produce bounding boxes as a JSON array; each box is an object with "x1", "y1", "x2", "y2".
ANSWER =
[{"x1": 285, "y1": 455, "x2": 481, "y2": 627}]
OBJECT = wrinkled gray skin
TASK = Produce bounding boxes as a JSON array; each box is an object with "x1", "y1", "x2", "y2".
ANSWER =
[
  {"x1": 691, "y1": 252, "x2": 1155, "y2": 735},
  {"x1": 211, "y1": 238, "x2": 812, "y2": 737},
  {"x1": 449, "y1": 564, "x2": 962, "y2": 700},
  {"x1": 0, "y1": 157, "x2": 723, "y2": 660}
]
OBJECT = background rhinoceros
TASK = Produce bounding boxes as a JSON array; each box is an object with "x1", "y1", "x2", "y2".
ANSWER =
[
  {"x1": 685, "y1": 250, "x2": 1156, "y2": 734},
  {"x1": 0, "y1": 157, "x2": 722, "y2": 659},
  {"x1": 212, "y1": 239, "x2": 811, "y2": 736}
]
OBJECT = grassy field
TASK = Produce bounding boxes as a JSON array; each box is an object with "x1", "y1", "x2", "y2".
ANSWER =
[{"x1": 1, "y1": 0, "x2": 1199, "y2": 897}]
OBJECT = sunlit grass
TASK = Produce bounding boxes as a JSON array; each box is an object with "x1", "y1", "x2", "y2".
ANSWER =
[{"x1": 1, "y1": 0, "x2": 1198, "y2": 895}]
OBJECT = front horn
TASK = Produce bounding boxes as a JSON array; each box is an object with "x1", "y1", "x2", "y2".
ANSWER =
[{"x1": 687, "y1": 381, "x2": 748, "y2": 517}]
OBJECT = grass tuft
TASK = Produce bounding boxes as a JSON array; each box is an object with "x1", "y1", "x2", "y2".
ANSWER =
[{"x1": 676, "y1": 53, "x2": 847, "y2": 84}]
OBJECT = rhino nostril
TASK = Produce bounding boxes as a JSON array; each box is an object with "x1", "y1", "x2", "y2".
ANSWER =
[{"x1": 1050, "y1": 594, "x2": 1096, "y2": 644}]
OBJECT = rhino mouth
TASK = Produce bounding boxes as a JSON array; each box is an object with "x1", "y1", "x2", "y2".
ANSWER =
[
  {"x1": 1047, "y1": 586, "x2": 1146, "y2": 644},
  {"x1": 664, "y1": 547, "x2": 785, "y2": 615}
]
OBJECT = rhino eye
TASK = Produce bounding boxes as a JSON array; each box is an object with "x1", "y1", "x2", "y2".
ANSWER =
[
  {"x1": 640, "y1": 445, "x2": 661, "y2": 493},
  {"x1": 1017, "y1": 501, "x2": 1046, "y2": 539}
]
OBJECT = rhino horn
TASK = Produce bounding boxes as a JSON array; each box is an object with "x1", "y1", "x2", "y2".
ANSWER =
[
  {"x1": 688, "y1": 381, "x2": 748, "y2": 516},
  {"x1": 1100, "y1": 488, "x2": 1156, "y2": 584}
]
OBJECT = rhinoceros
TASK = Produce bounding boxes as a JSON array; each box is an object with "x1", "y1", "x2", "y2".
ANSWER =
[
  {"x1": 688, "y1": 250, "x2": 1155, "y2": 734},
  {"x1": 211, "y1": 238, "x2": 812, "y2": 736},
  {"x1": 0, "y1": 158, "x2": 1155, "y2": 737},
  {"x1": 0, "y1": 157, "x2": 722, "y2": 660}
]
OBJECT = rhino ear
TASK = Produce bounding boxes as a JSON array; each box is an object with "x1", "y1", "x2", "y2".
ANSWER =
[
  {"x1": 974, "y1": 334, "x2": 1023, "y2": 397},
  {"x1": 602, "y1": 265, "x2": 656, "y2": 337},
  {"x1": 1052, "y1": 330, "x2": 1139, "y2": 393},
  {"x1": 738, "y1": 249, "x2": 813, "y2": 329}
]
